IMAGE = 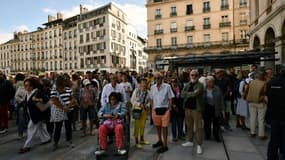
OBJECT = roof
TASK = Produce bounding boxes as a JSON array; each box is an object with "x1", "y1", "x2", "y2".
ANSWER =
[
  {"x1": 43, "y1": 19, "x2": 63, "y2": 26},
  {"x1": 157, "y1": 50, "x2": 278, "y2": 68}
]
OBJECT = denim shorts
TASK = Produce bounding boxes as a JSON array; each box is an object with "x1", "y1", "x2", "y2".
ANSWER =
[{"x1": 80, "y1": 105, "x2": 96, "y2": 121}]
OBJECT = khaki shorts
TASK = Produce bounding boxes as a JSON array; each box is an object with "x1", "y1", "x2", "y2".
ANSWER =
[{"x1": 152, "y1": 109, "x2": 170, "y2": 127}]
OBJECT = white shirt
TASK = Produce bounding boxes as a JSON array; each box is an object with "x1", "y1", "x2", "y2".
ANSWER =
[
  {"x1": 150, "y1": 83, "x2": 174, "y2": 108},
  {"x1": 26, "y1": 89, "x2": 38, "y2": 102},
  {"x1": 100, "y1": 83, "x2": 126, "y2": 107},
  {"x1": 120, "y1": 82, "x2": 133, "y2": 102}
]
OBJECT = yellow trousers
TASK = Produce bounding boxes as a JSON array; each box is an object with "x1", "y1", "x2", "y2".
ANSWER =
[{"x1": 133, "y1": 111, "x2": 147, "y2": 138}]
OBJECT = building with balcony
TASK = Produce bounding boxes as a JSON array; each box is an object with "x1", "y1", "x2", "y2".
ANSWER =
[
  {"x1": 249, "y1": 0, "x2": 285, "y2": 70},
  {"x1": 146, "y1": 0, "x2": 250, "y2": 70},
  {"x1": 0, "y1": 3, "x2": 146, "y2": 74}
]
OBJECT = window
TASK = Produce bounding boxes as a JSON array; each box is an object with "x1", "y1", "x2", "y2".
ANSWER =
[
  {"x1": 240, "y1": 0, "x2": 247, "y2": 7},
  {"x1": 222, "y1": 32, "x2": 229, "y2": 41},
  {"x1": 203, "y1": 17, "x2": 211, "y2": 29},
  {"x1": 170, "y1": 6, "x2": 177, "y2": 16},
  {"x1": 156, "y1": 39, "x2": 162, "y2": 48},
  {"x1": 240, "y1": 13, "x2": 247, "y2": 25},
  {"x1": 222, "y1": 15, "x2": 228, "y2": 22},
  {"x1": 185, "y1": 20, "x2": 194, "y2": 31},
  {"x1": 170, "y1": 22, "x2": 177, "y2": 32},
  {"x1": 186, "y1": 4, "x2": 193, "y2": 15},
  {"x1": 86, "y1": 33, "x2": 90, "y2": 42},
  {"x1": 204, "y1": 34, "x2": 211, "y2": 45},
  {"x1": 220, "y1": 15, "x2": 231, "y2": 27},
  {"x1": 171, "y1": 37, "x2": 177, "y2": 47},
  {"x1": 203, "y1": 1, "x2": 210, "y2": 12},
  {"x1": 221, "y1": 0, "x2": 229, "y2": 10},
  {"x1": 80, "y1": 35, "x2": 84, "y2": 44},
  {"x1": 155, "y1": 8, "x2": 162, "y2": 19},
  {"x1": 204, "y1": 17, "x2": 210, "y2": 25},
  {"x1": 240, "y1": 30, "x2": 247, "y2": 39},
  {"x1": 155, "y1": 24, "x2": 163, "y2": 34},
  {"x1": 187, "y1": 36, "x2": 193, "y2": 44},
  {"x1": 186, "y1": 20, "x2": 193, "y2": 27}
]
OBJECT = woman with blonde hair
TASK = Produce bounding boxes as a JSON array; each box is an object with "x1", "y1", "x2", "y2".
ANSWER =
[{"x1": 131, "y1": 78, "x2": 150, "y2": 148}]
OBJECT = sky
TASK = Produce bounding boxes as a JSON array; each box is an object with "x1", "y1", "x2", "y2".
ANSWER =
[{"x1": 0, "y1": 0, "x2": 147, "y2": 44}]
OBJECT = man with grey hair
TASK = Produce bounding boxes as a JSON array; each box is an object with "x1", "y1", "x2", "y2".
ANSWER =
[
  {"x1": 244, "y1": 70, "x2": 267, "y2": 140},
  {"x1": 150, "y1": 72, "x2": 174, "y2": 153},
  {"x1": 181, "y1": 70, "x2": 204, "y2": 154}
]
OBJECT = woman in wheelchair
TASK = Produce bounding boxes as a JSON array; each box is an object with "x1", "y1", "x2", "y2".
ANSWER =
[{"x1": 95, "y1": 92, "x2": 128, "y2": 156}]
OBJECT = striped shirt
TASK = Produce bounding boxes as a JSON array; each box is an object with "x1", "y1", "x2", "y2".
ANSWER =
[{"x1": 50, "y1": 87, "x2": 72, "y2": 105}]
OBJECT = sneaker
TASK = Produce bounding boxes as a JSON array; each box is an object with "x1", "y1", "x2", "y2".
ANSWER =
[
  {"x1": 94, "y1": 150, "x2": 106, "y2": 155},
  {"x1": 67, "y1": 141, "x2": 75, "y2": 148},
  {"x1": 135, "y1": 144, "x2": 142, "y2": 149},
  {"x1": 156, "y1": 146, "x2": 168, "y2": 154},
  {"x1": 52, "y1": 143, "x2": 58, "y2": 152},
  {"x1": 152, "y1": 141, "x2": 163, "y2": 148},
  {"x1": 182, "y1": 141, "x2": 194, "y2": 147},
  {"x1": 178, "y1": 136, "x2": 186, "y2": 140},
  {"x1": 0, "y1": 129, "x2": 7, "y2": 134},
  {"x1": 117, "y1": 149, "x2": 127, "y2": 155},
  {"x1": 172, "y1": 138, "x2": 178, "y2": 142},
  {"x1": 140, "y1": 140, "x2": 150, "y2": 145},
  {"x1": 197, "y1": 145, "x2": 203, "y2": 154}
]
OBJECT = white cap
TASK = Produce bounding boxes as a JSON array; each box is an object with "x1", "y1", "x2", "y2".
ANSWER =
[{"x1": 83, "y1": 79, "x2": 91, "y2": 86}]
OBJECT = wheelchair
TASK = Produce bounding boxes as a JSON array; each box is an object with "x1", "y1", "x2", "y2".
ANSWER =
[{"x1": 95, "y1": 116, "x2": 130, "y2": 160}]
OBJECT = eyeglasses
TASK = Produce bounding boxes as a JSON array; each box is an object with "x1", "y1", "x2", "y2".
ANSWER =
[{"x1": 190, "y1": 74, "x2": 198, "y2": 77}]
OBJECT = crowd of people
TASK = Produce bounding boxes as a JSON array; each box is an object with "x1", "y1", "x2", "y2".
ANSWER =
[{"x1": 0, "y1": 64, "x2": 284, "y2": 159}]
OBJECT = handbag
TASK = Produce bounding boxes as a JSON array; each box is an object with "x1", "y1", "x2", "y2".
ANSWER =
[
  {"x1": 132, "y1": 90, "x2": 147, "y2": 120},
  {"x1": 132, "y1": 107, "x2": 143, "y2": 120},
  {"x1": 155, "y1": 107, "x2": 168, "y2": 115},
  {"x1": 36, "y1": 101, "x2": 50, "y2": 112},
  {"x1": 103, "y1": 119, "x2": 122, "y2": 130}
]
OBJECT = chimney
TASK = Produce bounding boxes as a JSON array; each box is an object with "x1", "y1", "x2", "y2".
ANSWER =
[
  {"x1": 80, "y1": 4, "x2": 83, "y2": 14},
  {"x1": 57, "y1": 12, "x2": 63, "y2": 20},
  {"x1": 48, "y1": 15, "x2": 55, "y2": 22},
  {"x1": 83, "y1": 7, "x2": 88, "y2": 13}
]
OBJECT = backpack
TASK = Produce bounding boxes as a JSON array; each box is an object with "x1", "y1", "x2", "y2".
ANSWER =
[
  {"x1": 233, "y1": 80, "x2": 242, "y2": 98},
  {"x1": 80, "y1": 88, "x2": 96, "y2": 108}
]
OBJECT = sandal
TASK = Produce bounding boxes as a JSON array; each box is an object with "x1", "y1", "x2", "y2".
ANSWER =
[{"x1": 19, "y1": 147, "x2": 31, "y2": 154}]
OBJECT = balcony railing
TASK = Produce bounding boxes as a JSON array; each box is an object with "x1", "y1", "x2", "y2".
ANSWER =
[
  {"x1": 154, "y1": 29, "x2": 164, "y2": 35},
  {"x1": 170, "y1": 12, "x2": 177, "y2": 17},
  {"x1": 221, "y1": 5, "x2": 229, "y2": 10},
  {"x1": 185, "y1": 26, "x2": 195, "y2": 32},
  {"x1": 155, "y1": 14, "x2": 162, "y2": 19},
  {"x1": 203, "y1": 7, "x2": 211, "y2": 13},
  {"x1": 219, "y1": 21, "x2": 231, "y2": 28},
  {"x1": 203, "y1": 24, "x2": 211, "y2": 29},
  {"x1": 240, "y1": 2, "x2": 247, "y2": 8},
  {"x1": 186, "y1": 10, "x2": 193, "y2": 15},
  {"x1": 170, "y1": 28, "x2": 178, "y2": 33},
  {"x1": 240, "y1": 20, "x2": 247, "y2": 25},
  {"x1": 144, "y1": 39, "x2": 249, "y2": 51}
]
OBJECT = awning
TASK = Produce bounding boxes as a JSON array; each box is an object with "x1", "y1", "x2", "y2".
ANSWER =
[{"x1": 157, "y1": 50, "x2": 278, "y2": 68}]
